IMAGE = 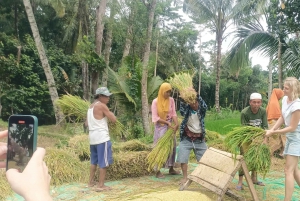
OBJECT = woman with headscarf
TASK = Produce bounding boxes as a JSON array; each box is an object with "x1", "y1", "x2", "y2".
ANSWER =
[
  {"x1": 266, "y1": 88, "x2": 285, "y2": 157},
  {"x1": 151, "y1": 83, "x2": 180, "y2": 178}
]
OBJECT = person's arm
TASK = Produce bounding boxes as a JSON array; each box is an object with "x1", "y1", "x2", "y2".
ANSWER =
[
  {"x1": 6, "y1": 148, "x2": 52, "y2": 201},
  {"x1": 240, "y1": 111, "x2": 247, "y2": 126},
  {"x1": 269, "y1": 116, "x2": 284, "y2": 131},
  {"x1": 179, "y1": 100, "x2": 188, "y2": 117},
  {"x1": 262, "y1": 110, "x2": 268, "y2": 129},
  {"x1": 266, "y1": 110, "x2": 300, "y2": 137},
  {"x1": 170, "y1": 98, "x2": 179, "y2": 131},
  {"x1": 0, "y1": 130, "x2": 8, "y2": 168},
  {"x1": 101, "y1": 104, "x2": 117, "y2": 123}
]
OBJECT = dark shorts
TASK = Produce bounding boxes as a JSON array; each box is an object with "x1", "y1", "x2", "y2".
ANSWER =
[
  {"x1": 90, "y1": 141, "x2": 113, "y2": 168},
  {"x1": 176, "y1": 137, "x2": 207, "y2": 163}
]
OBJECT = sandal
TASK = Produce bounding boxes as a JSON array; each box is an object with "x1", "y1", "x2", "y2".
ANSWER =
[{"x1": 253, "y1": 181, "x2": 265, "y2": 186}]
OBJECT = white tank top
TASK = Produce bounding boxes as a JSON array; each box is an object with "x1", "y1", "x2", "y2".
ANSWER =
[{"x1": 87, "y1": 101, "x2": 110, "y2": 145}]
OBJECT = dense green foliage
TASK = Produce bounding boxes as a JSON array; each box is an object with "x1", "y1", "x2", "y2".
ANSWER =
[{"x1": 1, "y1": 0, "x2": 300, "y2": 131}]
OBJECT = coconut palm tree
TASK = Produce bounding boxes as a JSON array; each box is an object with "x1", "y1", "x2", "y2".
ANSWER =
[
  {"x1": 183, "y1": 0, "x2": 264, "y2": 112},
  {"x1": 23, "y1": 0, "x2": 64, "y2": 124}
]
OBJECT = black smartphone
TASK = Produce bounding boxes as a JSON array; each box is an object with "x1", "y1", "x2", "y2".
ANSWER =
[{"x1": 6, "y1": 115, "x2": 38, "y2": 172}]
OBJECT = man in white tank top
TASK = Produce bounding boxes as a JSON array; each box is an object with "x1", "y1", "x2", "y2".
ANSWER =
[{"x1": 86, "y1": 87, "x2": 116, "y2": 191}]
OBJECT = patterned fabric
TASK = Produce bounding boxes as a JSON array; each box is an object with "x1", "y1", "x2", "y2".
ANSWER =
[{"x1": 179, "y1": 95, "x2": 207, "y2": 141}]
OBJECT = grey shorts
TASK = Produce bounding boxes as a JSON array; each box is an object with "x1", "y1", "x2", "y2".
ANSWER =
[
  {"x1": 176, "y1": 137, "x2": 207, "y2": 163},
  {"x1": 284, "y1": 126, "x2": 300, "y2": 156}
]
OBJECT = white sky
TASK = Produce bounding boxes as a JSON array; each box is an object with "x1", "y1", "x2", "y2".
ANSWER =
[{"x1": 176, "y1": 10, "x2": 270, "y2": 71}]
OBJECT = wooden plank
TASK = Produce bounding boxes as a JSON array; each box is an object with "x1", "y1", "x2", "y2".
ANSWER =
[
  {"x1": 241, "y1": 161, "x2": 259, "y2": 201},
  {"x1": 189, "y1": 165, "x2": 233, "y2": 190},
  {"x1": 225, "y1": 189, "x2": 246, "y2": 201},
  {"x1": 209, "y1": 147, "x2": 243, "y2": 160},
  {"x1": 188, "y1": 175, "x2": 224, "y2": 195},
  {"x1": 200, "y1": 149, "x2": 241, "y2": 175},
  {"x1": 178, "y1": 179, "x2": 192, "y2": 191}
]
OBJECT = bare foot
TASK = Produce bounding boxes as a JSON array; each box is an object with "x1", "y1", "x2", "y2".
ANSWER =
[
  {"x1": 94, "y1": 185, "x2": 112, "y2": 192},
  {"x1": 87, "y1": 181, "x2": 97, "y2": 187},
  {"x1": 179, "y1": 178, "x2": 188, "y2": 185},
  {"x1": 156, "y1": 172, "x2": 165, "y2": 179}
]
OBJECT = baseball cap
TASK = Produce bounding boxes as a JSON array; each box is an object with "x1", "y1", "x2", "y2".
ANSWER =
[
  {"x1": 95, "y1": 87, "x2": 112, "y2": 96},
  {"x1": 250, "y1": 93, "x2": 262, "y2": 100}
]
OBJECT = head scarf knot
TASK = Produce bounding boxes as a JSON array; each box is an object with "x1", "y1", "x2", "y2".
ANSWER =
[
  {"x1": 266, "y1": 88, "x2": 284, "y2": 120},
  {"x1": 157, "y1": 83, "x2": 172, "y2": 121}
]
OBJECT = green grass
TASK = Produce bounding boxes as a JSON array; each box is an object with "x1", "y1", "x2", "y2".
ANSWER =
[{"x1": 205, "y1": 118, "x2": 240, "y2": 135}]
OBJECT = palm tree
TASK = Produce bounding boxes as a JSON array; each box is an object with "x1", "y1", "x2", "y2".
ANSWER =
[
  {"x1": 23, "y1": 0, "x2": 64, "y2": 124},
  {"x1": 225, "y1": 21, "x2": 300, "y2": 90},
  {"x1": 183, "y1": 0, "x2": 260, "y2": 112}
]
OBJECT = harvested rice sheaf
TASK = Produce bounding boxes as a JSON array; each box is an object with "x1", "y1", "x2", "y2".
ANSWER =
[
  {"x1": 224, "y1": 126, "x2": 271, "y2": 175},
  {"x1": 147, "y1": 129, "x2": 175, "y2": 171},
  {"x1": 44, "y1": 147, "x2": 88, "y2": 185},
  {"x1": 68, "y1": 134, "x2": 90, "y2": 160},
  {"x1": 82, "y1": 151, "x2": 151, "y2": 181},
  {"x1": 113, "y1": 139, "x2": 151, "y2": 152},
  {"x1": 168, "y1": 72, "x2": 197, "y2": 104},
  {"x1": 56, "y1": 94, "x2": 129, "y2": 139}
]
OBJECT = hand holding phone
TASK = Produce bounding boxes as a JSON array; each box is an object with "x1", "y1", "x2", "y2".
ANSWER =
[
  {"x1": 6, "y1": 115, "x2": 38, "y2": 172},
  {"x1": 6, "y1": 148, "x2": 52, "y2": 201},
  {"x1": 0, "y1": 130, "x2": 8, "y2": 168}
]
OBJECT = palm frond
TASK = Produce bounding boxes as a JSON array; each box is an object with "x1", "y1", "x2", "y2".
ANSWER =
[
  {"x1": 147, "y1": 76, "x2": 163, "y2": 102},
  {"x1": 108, "y1": 67, "x2": 137, "y2": 109},
  {"x1": 224, "y1": 23, "x2": 278, "y2": 72}
]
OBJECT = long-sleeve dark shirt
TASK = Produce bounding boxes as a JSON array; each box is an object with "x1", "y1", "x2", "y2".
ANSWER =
[{"x1": 179, "y1": 95, "x2": 207, "y2": 141}]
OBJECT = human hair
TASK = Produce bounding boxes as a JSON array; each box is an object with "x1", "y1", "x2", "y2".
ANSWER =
[
  {"x1": 94, "y1": 94, "x2": 100, "y2": 99},
  {"x1": 284, "y1": 77, "x2": 300, "y2": 101}
]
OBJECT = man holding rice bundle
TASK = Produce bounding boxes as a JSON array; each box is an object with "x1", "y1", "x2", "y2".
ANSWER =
[
  {"x1": 151, "y1": 83, "x2": 180, "y2": 178},
  {"x1": 176, "y1": 88, "x2": 208, "y2": 185},
  {"x1": 86, "y1": 87, "x2": 116, "y2": 191},
  {"x1": 236, "y1": 92, "x2": 268, "y2": 190}
]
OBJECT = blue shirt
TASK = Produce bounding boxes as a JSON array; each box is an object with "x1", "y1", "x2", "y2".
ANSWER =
[{"x1": 179, "y1": 95, "x2": 207, "y2": 141}]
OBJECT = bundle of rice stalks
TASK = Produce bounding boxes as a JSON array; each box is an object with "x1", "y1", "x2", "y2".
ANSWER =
[
  {"x1": 0, "y1": 169, "x2": 13, "y2": 200},
  {"x1": 205, "y1": 129, "x2": 222, "y2": 142},
  {"x1": 56, "y1": 94, "x2": 129, "y2": 139},
  {"x1": 81, "y1": 151, "x2": 151, "y2": 181},
  {"x1": 107, "y1": 151, "x2": 151, "y2": 180},
  {"x1": 147, "y1": 129, "x2": 175, "y2": 171},
  {"x1": 108, "y1": 120, "x2": 130, "y2": 140},
  {"x1": 56, "y1": 93, "x2": 90, "y2": 121},
  {"x1": 244, "y1": 142, "x2": 271, "y2": 177},
  {"x1": 113, "y1": 139, "x2": 151, "y2": 153},
  {"x1": 224, "y1": 126, "x2": 265, "y2": 154},
  {"x1": 168, "y1": 72, "x2": 197, "y2": 104},
  {"x1": 68, "y1": 134, "x2": 90, "y2": 160},
  {"x1": 44, "y1": 147, "x2": 87, "y2": 185},
  {"x1": 224, "y1": 126, "x2": 271, "y2": 175}
]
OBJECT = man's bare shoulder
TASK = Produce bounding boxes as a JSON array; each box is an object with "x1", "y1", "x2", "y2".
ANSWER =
[{"x1": 94, "y1": 102, "x2": 108, "y2": 110}]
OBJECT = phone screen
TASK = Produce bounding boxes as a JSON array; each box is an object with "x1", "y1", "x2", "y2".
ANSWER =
[{"x1": 7, "y1": 116, "x2": 36, "y2": 172}]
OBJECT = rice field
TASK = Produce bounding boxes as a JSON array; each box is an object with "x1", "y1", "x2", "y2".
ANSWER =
[{"x1": 205, "y1": 118, "x2": 240, "y2": 135}]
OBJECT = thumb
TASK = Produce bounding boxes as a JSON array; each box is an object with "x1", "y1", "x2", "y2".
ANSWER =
[
  {"x1": 6, "y1": 168, "x2": 21, "y2": 183},
  {"x1": 27, "y1": 147, "x2": 46, "y2": 166}
]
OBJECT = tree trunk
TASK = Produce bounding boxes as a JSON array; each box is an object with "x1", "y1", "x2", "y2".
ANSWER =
[
  {"x1": 198, "y1": 31, "x2": 202, "y2": 95},
  {"x1": 122, "y1": 12, "x2": 133, "y2": 63},
  {"x1": 278, "y1": 39, "x2": 282, "y2": 89},
  {"x1": 92, "y1": 0, "x2": 107, "y2": 93},
  {"x1": 23, "y1": 0, "x2": 64, "y2": 124},
  {"x1": 141, "y1": 0, "x2": 157, "y2": 135},
  {"x1": 102, "y1": 0, "x2": 116, "y2": 86},
  {"x1": 268, "y1": 57, "x2": 273, "y2": 101},
  {"x1": 82, "y1": 61, "x2": 90, "y2": 100},
  {"x1": 215, "y1": 30, "x2": 223, "y2": 112}
]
